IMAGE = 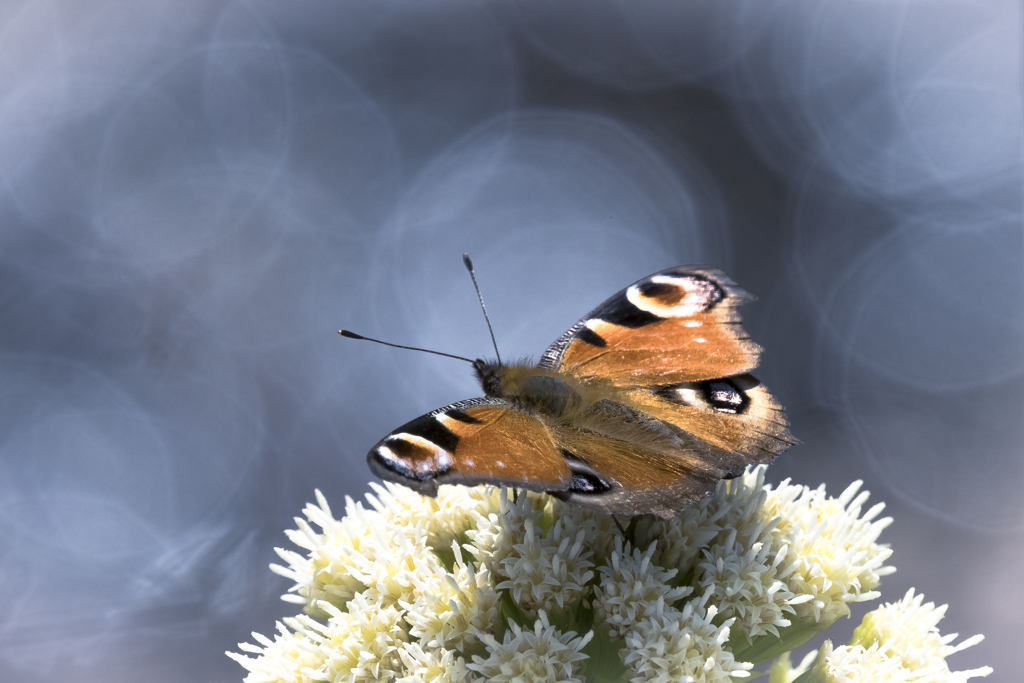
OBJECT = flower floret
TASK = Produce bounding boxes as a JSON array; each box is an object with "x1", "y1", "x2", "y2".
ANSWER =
[
  {"x1": 403, "y1": 543, "x2": 501, "y2": 653},
  {"x1": 697, "y1": 535, "x2": 804, "y2": 643},
  {"x1": 622, "y1": 592, "x2": 753, "y2": 683},
  {"x1": 396, "y1": 643, "x2": 473, "y2": 683},
  {"x1": 593, "y1": 539, "x2": 692, "y2": 639},
  {"x1": 763, "y1": 475, "x2": 895, "y2": 626},
  {"x1": 230, "y1": 591, "x2": 407, "y2": 683},
  {"x1": 494, "y1": 515, "x2": 595, "y2": 620},
  {"x1": 368, "y1": 482, "x2": 502, "y2": 552},
  {"x1": 468, "y1": 611, "x2": 593, "y2": 683},
  {"x1": 846, "y1": 588, "x2": 993, "y2": 682}
]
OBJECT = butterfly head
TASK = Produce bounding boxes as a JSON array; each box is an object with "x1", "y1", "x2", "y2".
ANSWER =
[{"x1": 472, "y1": 359, "x2": 504, "y2": 397}]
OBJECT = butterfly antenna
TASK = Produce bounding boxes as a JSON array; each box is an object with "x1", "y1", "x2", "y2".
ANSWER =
[
  {"x1": 339, "y1": 330, "x2": 475, "y2": 364},
  {"x1": 462, "y1": 253, "x2": 502, "y2": 367}
]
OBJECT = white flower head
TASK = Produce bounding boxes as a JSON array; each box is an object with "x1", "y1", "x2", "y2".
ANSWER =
[
  {"x1": 820, "y1": 639, "x2": 920, "y2": 682},
  {"x1": 228, "y1": 619, "x2": 327, "y2": 683},
  {"x1": 403, "y1": 542, "x2": 501, "y2": 653},
  {"x1": 368, "y1": 482, "x2": 502, "y2": 553},
  {"x1": 765, "y1": 478, "x2": 895, "y2": 625},
  {"x1": 804, "y1": 636, "x2": 991, "y2": 683},
  {"x1": 468, "y1": 610, "x2": 593, "y2": 683},
  {"x1": 846, "y1": 588, "x2": 993, "y2": 682},
  {"x1": 230, "y1": 591, "x2": 407, "y2": 683},
  {"x1": 349, "y1": 526, "x2": 444, "y2": 607},
  {"x1": 466, "y1": 488, "x2": 549, "y2": 574},
  {"x1": 593, "y1": 539, "x2": 692, "y2": 639},
  {"x1": 396, "y1": 643, "x2": 472, "y2": 683},
  {"x1": 313, "y1": 593, "x2": 409, "y2": 683},
  {"x1": 794, "y1": 589, "x2": 993, "y2": 682},
  {"x1": 622, "y1": 591, "x2": 753, "y2": 683},
  {"x1": 235, "y1": 470, "x2": 989, "y2": 683},
  {"x1": 271, "y1": 490, "x2": 444, "y2": 615},
  {"x1": 495, "y1": 515, "x2": 595, "y2": 621},
  {"x1": 697, "y1": 535, "x2": 805, "y2": 643},
  {"x1": 270, "y1": 491, "x2": 380, "y2": 614}
]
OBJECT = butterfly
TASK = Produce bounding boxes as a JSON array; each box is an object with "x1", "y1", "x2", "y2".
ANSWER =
[{"x1": 345, "y1": 261, "x2": 794, "y2": 519}]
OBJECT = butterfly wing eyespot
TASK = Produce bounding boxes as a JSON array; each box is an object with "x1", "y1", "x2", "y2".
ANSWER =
[
  {"x1": 626, "y1": 274, "x2": 724, "y2": 319},
  {"x1": 568, "y1": 471, "x2": 612, "y2": 494},
  {"x1": 627, "y1": 374, "x2": 796, "y2": 468},
  {"x1": 701, "y1": 379, "x2": 749, "y2": 414}
]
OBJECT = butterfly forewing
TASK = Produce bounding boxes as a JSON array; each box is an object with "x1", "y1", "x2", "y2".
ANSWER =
[
  {"x1": 367, "y1": 397, "x2": 572, "y2": 496},
  {"x1": 539, "y1": 266, "x2": 761, "y2": 384}
]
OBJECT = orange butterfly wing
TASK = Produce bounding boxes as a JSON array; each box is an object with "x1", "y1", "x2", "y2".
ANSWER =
[
  {"x1": 536, "y1": 266, "x2": 795, "y2": 510},
  {"x1": 547, "y1": 400, "x2": 766, "y2": 517},
  {"x1": 367, "y1": 397, "x2": 572, "y2": 497},
  {"x1": 623, "y1": 375, "x2": 795, "y2": 466},
  {"x1": 539, "y1": 266, "x2": 760, "y2": 384}
]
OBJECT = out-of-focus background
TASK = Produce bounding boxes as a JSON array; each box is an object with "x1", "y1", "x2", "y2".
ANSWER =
[{"x1": 0, "y1": 1, "x2": 1018, "y2": 681}]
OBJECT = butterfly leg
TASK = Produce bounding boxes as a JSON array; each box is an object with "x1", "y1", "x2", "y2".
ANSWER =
[{"x1": 611, "y1": 515, "x2": 626, "y2": 536}]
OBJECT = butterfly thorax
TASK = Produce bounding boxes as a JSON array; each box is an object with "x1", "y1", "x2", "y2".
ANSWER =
[{"x1": 474, "y1": 360, "x2": 588, "y2": 417}]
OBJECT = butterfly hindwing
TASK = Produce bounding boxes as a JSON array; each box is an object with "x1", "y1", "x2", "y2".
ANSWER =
[
  {"x1": 539, "y1": 266, "x2": 761, "y2": 385},
  {"x1": 547, "y1": 411, "x2": 754, "y2": 518},
  {"x1": 366, "y1": 397, "x2": 572, "y2": 496},
  {"x1": 624, "y1": 374, "x2": 796, "y2": 466}
]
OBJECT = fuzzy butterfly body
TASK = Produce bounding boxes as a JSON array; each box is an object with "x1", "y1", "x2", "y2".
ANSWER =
[{"x1": 365, "y1": 265, "x2": 794, "y2": 519}]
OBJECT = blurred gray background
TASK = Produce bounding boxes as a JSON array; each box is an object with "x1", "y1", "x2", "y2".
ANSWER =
[{"x1": 0, "y1": 1, "x2": 1019, "y2": 681}]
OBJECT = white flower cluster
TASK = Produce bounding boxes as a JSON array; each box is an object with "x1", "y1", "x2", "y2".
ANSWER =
[
  {"x1": 767, "y1": 589, "x2": 993, "y2": 683},
  {"x1": 231, "y1": 591, "x2": 408, "y2": 683},
  {"x1": 468, "y1": 611, "x2": 593, "y2": 683},
  {"x1": 687, "y1": 469, "x2": 896, "y2": 662},
  {"x1": 821, "y1": 588, "x2": 991, "y2": 682},
  {"x1": 622, "y1": 591, "x2": 752, "y2": 683},
  {"x1": 230, "y1": 467, "x2": 988, "y2": 683},
  {"x1": 593, "y1": 541, "x2": 693, "y2": 639}
]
